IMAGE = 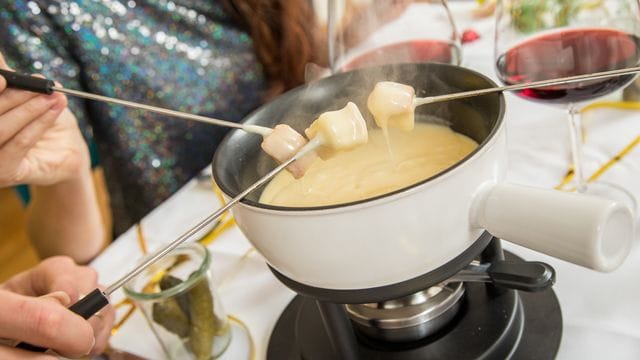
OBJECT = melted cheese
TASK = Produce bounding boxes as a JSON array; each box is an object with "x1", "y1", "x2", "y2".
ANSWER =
[{"x1": 259, "y1": 123, "x2": 478, "y2": 207}]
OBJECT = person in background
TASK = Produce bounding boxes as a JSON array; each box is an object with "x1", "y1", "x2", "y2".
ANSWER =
[
  {"x1": 0, "y1": 256, "x2": 115, "y2": 359},
  {"x1": 0, "y1": 53, "x2": 104, "y2": 264},
  {"x1": 0, "y1": 0, "x2": 322, "y2": 238}
]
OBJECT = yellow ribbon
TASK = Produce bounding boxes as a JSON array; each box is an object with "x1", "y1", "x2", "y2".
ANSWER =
[{"x1": 556, "y1": 101, "x2": 640, "y2": 190}]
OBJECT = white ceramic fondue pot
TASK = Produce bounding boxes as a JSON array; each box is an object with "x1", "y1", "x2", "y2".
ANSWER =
[{"x1": 212, "y1": 63, "x2": 633, "y2": 291}]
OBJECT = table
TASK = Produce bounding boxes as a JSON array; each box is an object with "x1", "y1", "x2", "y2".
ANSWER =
[{"x1": 91, "y1": 2, "x2": 640, "y2": 359}]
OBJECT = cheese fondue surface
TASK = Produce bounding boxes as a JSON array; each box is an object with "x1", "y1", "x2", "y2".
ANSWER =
[{"x1": 259, "y1": 123, "x2": 478, "y2": 207}]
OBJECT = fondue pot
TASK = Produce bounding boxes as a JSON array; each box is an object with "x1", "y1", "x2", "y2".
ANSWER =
[{"x1": 212, "y1": 63, "x2": 633, "y2": 292}]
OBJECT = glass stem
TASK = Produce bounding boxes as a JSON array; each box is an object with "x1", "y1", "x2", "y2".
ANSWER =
[
  {"x1": 567, "y1": 105, "x2": 587, "y2": 193},
  {"x1": 327, "y1": 0, "x2": 338, "y2": 74}
]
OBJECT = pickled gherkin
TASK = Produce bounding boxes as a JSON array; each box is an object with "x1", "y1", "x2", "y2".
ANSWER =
[
  {"x1": 152, "y1": 298, "x2": 190, "y2": 338},
  {"x1": 186, "y1": 273, "x2": 216, "y2": 360},
  {"x1": 151, "y1": 275, "x2": 190, "y2": 338},
  {"x1": 160, "y1": 274, "x2": 190, "y2": 315},
  {"x1": 150, "y1": 272, "x2": 221, "y2": 359}
]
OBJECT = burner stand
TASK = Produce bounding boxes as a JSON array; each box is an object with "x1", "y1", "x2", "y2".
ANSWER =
[{"x1": 267, "y1": 252, "x2": 562, "y2": 360}]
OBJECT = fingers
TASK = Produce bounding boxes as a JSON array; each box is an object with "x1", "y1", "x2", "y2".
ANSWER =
[
  {"x1": 36, "y1": 257, "x2": 98, "y2": 303},
  {"x1": 0, "y1": 86, "x2": 66, "y2": 186},
  {"x1": 0, "y1": 290, "x2": 95, "y2": 358},
  {"x1": 0, "y1": 345, "x2": 57, "y2": 360},
  {"x1": 0, "y1": 52, "x2": 31, "y2": 113},
  {"x1": 2, "y1": 256, "x2": 98, "y2": 302},
  {"x1": 40, "y1": 291, "x2": 71, "y2": 307},
  {"x1": 87, "y1": 304, "x2": 115, "y2": 355},
  {"x1": 0, "y1": 54, "x2": 67, "y2": 150},
  {"x1": 0, "y1": 92, "x2": 66, "y2": 144},
  {"x1": 0, "y1": 52, "x2": 10, "y2": 105},
  {"x1": 0, "y1": 104, "x2": 66, "y2": 185},
  {"x1": 1, "y1": 257, "x2": 78, "y2": 297},
  {"x1": 46, "y1": 264, "x2": 98, "y2": 303},
  {"x1": 0, "y1": 87, "x2": 45, "y2": 116}
]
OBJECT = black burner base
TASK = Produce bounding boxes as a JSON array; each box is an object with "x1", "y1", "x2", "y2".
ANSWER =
[{"x1": 267, "y1": 261, "x2": 562, "y2": 359}]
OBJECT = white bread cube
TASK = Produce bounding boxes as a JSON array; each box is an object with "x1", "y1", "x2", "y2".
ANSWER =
[
  {"x1": 305, "y1": 102, "x2": 368, "y2": 159},
  {"x1": 367, "y1": 81, "x2": 416, "y2": 131}
]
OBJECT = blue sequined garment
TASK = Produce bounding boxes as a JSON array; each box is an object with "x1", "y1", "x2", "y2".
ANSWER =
[{"x1": 0, "y1": 0, "x2": 266, "y2": 235}]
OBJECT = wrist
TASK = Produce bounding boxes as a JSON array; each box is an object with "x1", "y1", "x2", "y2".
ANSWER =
[
  {"x1": 26, "y1": 159, "x2": 105, "y2": 263},
  {"x1": 31, "y1": 157, "x2": 92, "y2": 195}
]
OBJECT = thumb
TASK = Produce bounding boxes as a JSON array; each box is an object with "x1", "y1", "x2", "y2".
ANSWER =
[
  {"x1": 39, "y1": 291, "x2": 71, "y2": 307},
  {"x1": 0, "y1": 52, "x2": 11, "y2": 69},
  {"x1": 0, "y1": 52, "x2": 10, "y2": 92},
  {"x1": 0, "y1": 345, "x2": 57, "y2": 360}
]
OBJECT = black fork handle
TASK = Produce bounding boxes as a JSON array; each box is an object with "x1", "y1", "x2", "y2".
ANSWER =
[{"x1": 0, "y1": 69, "x2": 54, "y2": 94}]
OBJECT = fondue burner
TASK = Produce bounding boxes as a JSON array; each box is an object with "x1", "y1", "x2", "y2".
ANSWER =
[
  {"x1": 345, "y1": 282, "x2": 465, "y2": 343},
  {"x1": 267, "y1": 235, "x2": 563, "y2": 359}
]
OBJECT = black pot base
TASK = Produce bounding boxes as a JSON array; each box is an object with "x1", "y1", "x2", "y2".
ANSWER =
[
  {"x1": 269, "y1": 231, "x2": 494, "y2": 304},
  {"x1": 267, "y1": 256, "x2": 562, "y2": 359}
]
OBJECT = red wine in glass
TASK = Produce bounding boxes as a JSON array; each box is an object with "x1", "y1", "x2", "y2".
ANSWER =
[
  {"x1": 496, "y1": 28, "x2": 640, "y2": 104},
  {"x1": 340, "y1": 39, "x2": 460, "y2": 71}
]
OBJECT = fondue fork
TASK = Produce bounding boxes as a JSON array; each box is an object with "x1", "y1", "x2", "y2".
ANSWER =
[
  {"x1": 15, "y1": 140, "x2": 319, "y2": 353},
  {"x1": 5, "y1": 66, "x2": 640, "y2": 131},
  {"x1": 0, "y1": 69, "x2": 273, "y2": 136},
  {"x1": 413, "y1": 65, "x2": 640, "y2": 106}
]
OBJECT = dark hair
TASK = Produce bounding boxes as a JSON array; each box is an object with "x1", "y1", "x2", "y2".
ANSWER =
[{"x1": 222, "y1": 0, "x2": 325, "y2": 100}]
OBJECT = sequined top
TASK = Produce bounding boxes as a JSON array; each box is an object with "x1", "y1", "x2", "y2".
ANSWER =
[{"x1": 0, "y1": 0, "x2": 266, "y2": 235}]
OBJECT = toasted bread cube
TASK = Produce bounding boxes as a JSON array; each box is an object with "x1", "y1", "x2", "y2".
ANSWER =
[{"x1": 367, "y1": 81, "x2": 416, "y2": 131}]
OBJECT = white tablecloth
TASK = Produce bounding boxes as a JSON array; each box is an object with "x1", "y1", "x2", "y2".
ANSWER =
[{"x1": 91, "y1": 2, "x2": 640, "y2": 359}]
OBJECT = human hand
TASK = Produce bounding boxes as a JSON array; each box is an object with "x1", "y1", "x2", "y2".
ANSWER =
[
  {"x1": 0, "y1": 257, "x2": 115, "y2": 358},
  {"x1": 0, "y1": 52, "x2": 90, "y2": 187}
]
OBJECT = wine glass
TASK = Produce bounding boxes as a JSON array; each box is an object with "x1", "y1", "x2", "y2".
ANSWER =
[
  {"x1": 327, "y1": 0, "x2": 462, "y2": 73},
  {"x1": 494, "y1": 0, "x2": 640, "y2": 211}
]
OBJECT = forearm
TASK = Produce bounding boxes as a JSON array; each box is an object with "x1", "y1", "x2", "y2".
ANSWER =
[{"x1": 26, "y1": 164, "x2": 104, "y2": 264}]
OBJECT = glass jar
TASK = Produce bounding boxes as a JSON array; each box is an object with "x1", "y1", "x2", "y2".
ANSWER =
[{"x1": 124, "y1": 242, "x2": 231, "y2": 359}]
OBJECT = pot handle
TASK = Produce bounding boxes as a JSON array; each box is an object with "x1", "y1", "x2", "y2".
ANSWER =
[
  {"x1": 470, "y1": 183, "x2": 634, "y2": 272},
  {"x1": 450, "y1": 261, "x2": 555, "y2": 292}
]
